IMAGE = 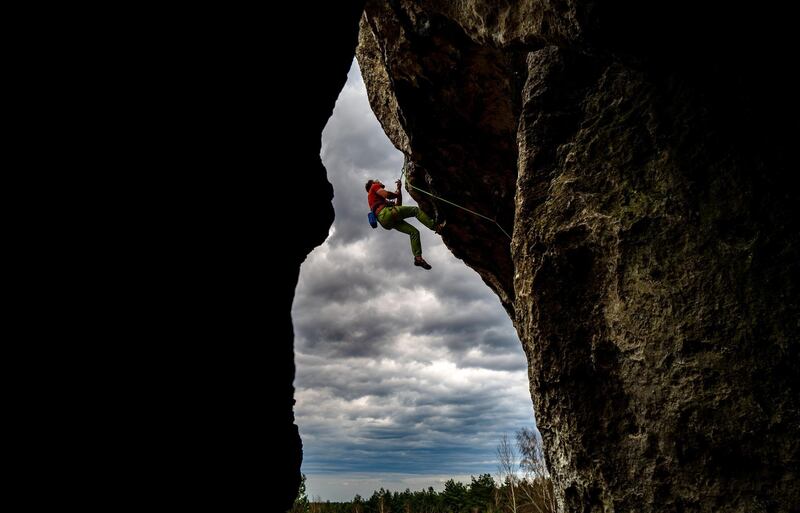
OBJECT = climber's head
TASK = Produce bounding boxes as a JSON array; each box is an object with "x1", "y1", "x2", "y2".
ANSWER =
[{"x1": 365, "y1": 179, "x2": 385, "y2": 192}]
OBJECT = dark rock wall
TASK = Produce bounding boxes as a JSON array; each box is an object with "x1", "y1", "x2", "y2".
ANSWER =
[
  {"x1": 281, "y1": 2, "x2": 365, "y2": 511},
  {"x1": 357, "y1": 1, "x2": 799, "y2": 511},
  {"x1": 358, "y1": 2, "x2": 522, "y2": 314},
  {"x1": 92, "y1": 4, "x2": 363, "y2": 508},
  {"x1": 514, "y1": 45, "x2": 799, "y2": 513}
]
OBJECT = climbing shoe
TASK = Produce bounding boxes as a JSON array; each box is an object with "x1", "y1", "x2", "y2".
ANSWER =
[{"x1": 414, "y1": 256, "x2": 432, "y2": 270}]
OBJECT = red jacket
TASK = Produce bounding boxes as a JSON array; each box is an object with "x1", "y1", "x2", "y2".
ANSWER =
[{"x1": 368, "y1": 183, "x2": 389, "y2": 214}]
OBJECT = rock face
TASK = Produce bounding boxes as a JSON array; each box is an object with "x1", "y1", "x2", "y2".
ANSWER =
[
  {"x1": 356, "y1": 1, "x2": 799, "y2": 511},
  {"x1": 281, "y1": 2, "x2": 366, "y2": 511},
  {"x1": 358, "y1": 2, "x2": 522, "y2": 313}
]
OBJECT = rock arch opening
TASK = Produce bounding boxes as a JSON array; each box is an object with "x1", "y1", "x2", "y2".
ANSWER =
[
  {"x1": 284, "y1": 2, "x2": 799, "y2": 512},
  {"x1": 292, "y1": 57, "x2": 540, "y2": 504}
]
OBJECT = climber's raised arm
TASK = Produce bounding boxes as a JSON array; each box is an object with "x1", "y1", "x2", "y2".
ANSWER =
[{"x1": 394, "y1": 179, "x2": 402, "y2": 206}]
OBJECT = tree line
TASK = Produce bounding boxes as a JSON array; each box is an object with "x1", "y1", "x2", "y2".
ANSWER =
[{"x1": 290, "y1": 427, "x2": 555, "y2": 513}]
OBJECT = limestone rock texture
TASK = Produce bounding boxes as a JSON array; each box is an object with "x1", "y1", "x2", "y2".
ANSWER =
[{"x1": 356, "y1": 1, "x2": 799, "y2": 511}]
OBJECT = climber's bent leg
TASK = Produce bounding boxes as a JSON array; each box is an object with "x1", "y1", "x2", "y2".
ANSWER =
[
  {"x1": 393, "y1": 219, "x2": 422, "y2": 257},
  {"x1": 394, "y1": 205, "x2": 435, "y2": 231}
]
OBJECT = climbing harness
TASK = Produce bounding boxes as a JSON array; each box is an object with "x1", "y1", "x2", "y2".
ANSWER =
[{"x1": 399, "y1": 166, "x2": 513, "y2": 240}]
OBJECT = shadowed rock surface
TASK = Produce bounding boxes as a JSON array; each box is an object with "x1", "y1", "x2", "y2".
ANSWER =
[
  {"x1": 281, "y1": 2, "x2": 366, "y2": 511},
  {"x1": 355, "y1": 1, "x2": 799, "y2": 511}
]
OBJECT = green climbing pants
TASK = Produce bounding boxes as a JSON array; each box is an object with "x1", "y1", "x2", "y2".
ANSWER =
[{"x1": 378, "y1": 205, "x2": 435, "y2": 257}]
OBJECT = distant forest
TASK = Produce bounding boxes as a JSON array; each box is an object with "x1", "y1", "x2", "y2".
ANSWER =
[{"x1": 290, "y1": 428, "x2": 555, "y2": 513}]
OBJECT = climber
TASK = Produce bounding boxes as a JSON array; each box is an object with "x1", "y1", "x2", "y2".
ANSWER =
[{"x1": 366, "y1": 178, "x2": 444, "y2": 270}]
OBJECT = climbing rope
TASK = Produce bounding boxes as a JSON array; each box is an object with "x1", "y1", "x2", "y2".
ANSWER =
[{"x1": 399, "y1": 166, "x2": 513, "y2": 240}]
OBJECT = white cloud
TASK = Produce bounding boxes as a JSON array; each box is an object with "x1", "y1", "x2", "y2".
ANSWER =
[{"x1": 293, "y1": 58, "x2": 535, "y2": 502}]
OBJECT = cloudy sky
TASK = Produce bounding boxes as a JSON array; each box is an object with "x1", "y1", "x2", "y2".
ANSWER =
[{"x1": 292, "y1": 59, "x2": 536, "y2": 502}]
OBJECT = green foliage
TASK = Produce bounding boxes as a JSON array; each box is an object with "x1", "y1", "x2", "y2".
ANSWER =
[
  {"x1": 306, "y1": 472, "x2": 553, "y2": 513},
  {"x1": 290, "y1": 474, "x2": 310, "y2": 513},
  {"x1": 468, "y1": 474, "x2": 496, "y2": 511},
  {"x1": 443, "y1": 479, "x2": 468, "y2": 513}
]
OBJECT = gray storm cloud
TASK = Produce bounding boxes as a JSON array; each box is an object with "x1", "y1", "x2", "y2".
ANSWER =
[{"x1": 292, "y1": 59, "x2": 535, "y2": 502}]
